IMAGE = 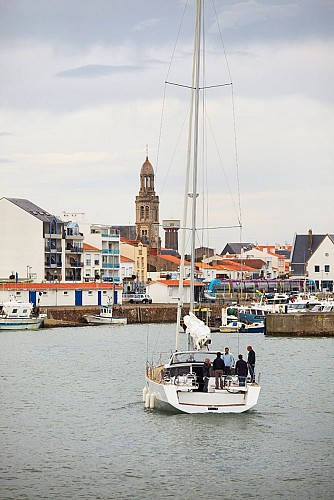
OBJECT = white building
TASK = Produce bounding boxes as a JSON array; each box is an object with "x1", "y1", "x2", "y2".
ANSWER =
[
  {"x1": 0, "y1": 282, "x2": 123, "y2": 307},
  {"x1": 146, "y1": 279, "x2": 203, "y2": 304},
  {"x1": 83, "y1": 243, "x2": 102, "y2": 282},
  {"x1": 306, "y1": 235, "x2": 334, "y2": 291},
  {"x1": 0, "y1": 197, "x2": 84, "y2": 283},
  {"x1": 62, "y1": 213, "x2": 121, "y2": 285}
]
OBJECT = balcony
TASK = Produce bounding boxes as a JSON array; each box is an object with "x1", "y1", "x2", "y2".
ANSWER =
[
  {"x1": 101, "y1": 249, "x2": 120, "y2": 255},
  {"x1": 65, "y1": 233, "x2": 84, "y2": 240},
  {"x1": 66, "y1": 262, "x2": 84, "y2": 268},
  {"x1": 44, "y1": 233, "x2": 62, "y2": 239},
  {"x1": 102, "y1": 263, "x2": 120, "y2": 269},
  {"x1": 45, "y1": 246, "x2": 62, "y2": 253},
  {"x1": 45, "y1": 263, "x2": 62, "y2": 269},
  {"x1": 65, "y1": 245, "x2": 83, "y2": 253}
]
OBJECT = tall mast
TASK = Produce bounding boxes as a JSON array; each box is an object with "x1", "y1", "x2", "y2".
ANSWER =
[{"x1": 190, "y1": 0, "x2": 202, "y2": 314}]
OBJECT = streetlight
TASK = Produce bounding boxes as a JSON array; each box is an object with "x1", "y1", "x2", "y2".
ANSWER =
[{"x1": 26, "y1": 266, "x2": 32, "y2": 281}]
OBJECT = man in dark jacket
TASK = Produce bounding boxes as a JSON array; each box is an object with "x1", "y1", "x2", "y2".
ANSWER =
[
  {"x1": 213, "y1": 352, "x2": 225, "y2": 389},
  {"x1": 247, "y1": 345, "x2": 256, "y2": 382},
  {"x1": 203, "y1": 358, "x2": 211, "y2": 392},
  {"x1": 235, "y1": 354, "x2": 248, "y2": 386}
]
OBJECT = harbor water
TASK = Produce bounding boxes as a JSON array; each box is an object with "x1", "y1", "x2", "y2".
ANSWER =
[{"x1": 1, "y1": 324, "x2": 333, "y2": 499}]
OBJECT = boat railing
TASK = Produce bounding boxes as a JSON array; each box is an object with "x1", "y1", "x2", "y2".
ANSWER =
[{"x1": 174, "y1": 373, "x2": 198, "y2": 388}]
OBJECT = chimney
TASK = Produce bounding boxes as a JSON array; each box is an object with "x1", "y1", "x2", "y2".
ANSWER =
[{"x1": 308, "y1": 229, "x2": 313, "y2": 250}]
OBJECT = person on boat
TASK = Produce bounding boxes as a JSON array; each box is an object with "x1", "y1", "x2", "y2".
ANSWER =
[
  {"x1": 235, "y1": 354, "x2": 248, "y2": 386},
  {"x1": 222, "y1": 347, "x2": 235, "y2": 376},
  {"x1": 247, "y1": 345, "x2": 256, "y2": 383},
  {"x1": 212, "y1": 352, "x2": 225, "y2": 389},
  {"x1": 203, "y1": 358, "x2": 211, "y2": 392}
]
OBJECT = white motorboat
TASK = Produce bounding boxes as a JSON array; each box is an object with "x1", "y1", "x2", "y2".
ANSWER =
[
  {"x1": 83, "y1": 304, "x2": 127, "y2": 325},
  {"x1": 144, "y1": 0, "x2": 260, "y2": 414},
  {"x1": 0, "y1": 297, "x2": 44, "y2": 330}
]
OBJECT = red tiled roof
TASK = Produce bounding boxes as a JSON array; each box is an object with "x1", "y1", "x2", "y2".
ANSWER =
[
  {"x1": 83, "y1": 242, "x2": 100, "y2": 251},
  {"x1": 196, "y1": 262, "x2": 213, "y2": 269},
  {"x1": 120, "y1": 237, "x2": 140, "y2": 245},
  {"x1": 1, "y1": 282, "x2": 122, "y2": 290},
  {"x1": 121, "y1": 255, "x2": 134, "y2": 263},
  {"x1": 152, "y1": 279, "x2": 203, "y2": 287},
  {"x1": 158, "y1": 255, "x2": 190, "y2": 265}
]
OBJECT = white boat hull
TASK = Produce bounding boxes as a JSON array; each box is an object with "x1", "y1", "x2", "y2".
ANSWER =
[
  {"x1": 0, "y1": 318, "x2": 43, "y2": 330},
  {"x1": 145, "y1": 375, "x2": 260, "y2": 414},
  {"x1": 83, "y1": 314, "x2": 127, "y2": 325}
]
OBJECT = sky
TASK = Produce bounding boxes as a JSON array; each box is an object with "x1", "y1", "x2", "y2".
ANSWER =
[{"x1": 1, "y1": 0, "x2": 333, "y2": 253}]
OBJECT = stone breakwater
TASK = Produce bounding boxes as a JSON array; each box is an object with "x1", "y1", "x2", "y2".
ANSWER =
[
  {"x1": 42, "y1": 304, "x2": 181, "y2": 327},
  {"x1": 265, "y1": 313, "x2": 334, "y2": 336},
  {"x1": 41, "y1": 305, "x2": 334, "y2": 335}
]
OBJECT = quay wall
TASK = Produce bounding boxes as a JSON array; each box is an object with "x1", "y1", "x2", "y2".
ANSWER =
[
  {"x1": 43, "y1": 304, "x2": 180, "y2": 327},
  {"x1": 265, "y1": 313, "x2": 334, "y2": 336}
]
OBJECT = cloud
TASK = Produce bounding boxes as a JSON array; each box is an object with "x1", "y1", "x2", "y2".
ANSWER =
[
  {"x1": 56, "y1": 64, "x2": 142, "y2": 78},
  {"x1": 0, "y1": 132, "x2": 14, "y2": 136},
  {"x1": 131, "y1": 17, "x2": 159, "y2": 32}
]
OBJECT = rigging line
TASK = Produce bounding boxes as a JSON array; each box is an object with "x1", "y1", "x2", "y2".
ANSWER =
[
  {"x1": 200, "y1": 2, "x2": 208, "y2": 252},
  {"x1": 159, "y1": 101, "x2": 191, "y2": 195},
  {"x1": 204, "y1": 102, "x2": 241, "y2": 226},
  {"x1": 156, "y1": 223, "x2": 241, "y2": 230},
  {"x1": 212, "y1": 0, "x2": 242, "y2": 225},
  {"x1": 212, "y1": 0, "x2": 233, "y2": 84},
  {"x1": 155, "y1": 0, "x2": 189, "y2": 176},
  {"x1": 166, "y1": 81, "x2": 232, "y2": 90},
  {"x1": 231, "y1": 84, "x2": 242, "y2": 226}
]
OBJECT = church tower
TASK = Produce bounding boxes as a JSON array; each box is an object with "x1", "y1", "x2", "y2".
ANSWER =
[{"x1": 135, "y1": 156, "x2": 161, "y2": 255}]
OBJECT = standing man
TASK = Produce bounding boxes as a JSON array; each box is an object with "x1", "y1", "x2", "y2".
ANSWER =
[
  {"x1": 223, "y1": 347, "x2": 235, "y2": 376},
  {"x1": 235, "y1": 354, "x2": 248, "y2": 386},
  {"x1": 203, "y1": 358, "x2": 211, "y2": 392},
  {"x1": 213, "y1": 352, "x2": 225, "y2": 389},
  {"x1": 247, "y1": 345, "x2": 256, "y2": 383}
]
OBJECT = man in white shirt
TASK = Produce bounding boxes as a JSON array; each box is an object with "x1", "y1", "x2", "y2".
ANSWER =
[{"x1": 223, "y1": 347, "x2": 235, "y2": 375}]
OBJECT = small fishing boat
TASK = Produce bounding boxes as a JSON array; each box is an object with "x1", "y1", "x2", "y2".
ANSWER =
[
  {"x1": 83, "y1": 303, "x2": 127, "y2": 325},
  {"x1": 0, "y1": 297, "x2": 44, "y2": 330}
]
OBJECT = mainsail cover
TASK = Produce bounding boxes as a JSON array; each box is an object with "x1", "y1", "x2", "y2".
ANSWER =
[{"x1": 183, "y1": 311, "x2": 211, "y2": 350}]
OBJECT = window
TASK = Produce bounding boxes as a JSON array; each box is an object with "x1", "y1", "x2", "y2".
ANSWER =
[
  {"x1": 324, "y1": 265, "x2": 330, "y2": 273},
  {"x1": 314, "y1": 265, "x2": 320, "y2": 273},
  {"x1": 88, "y1": 291, "x2": 93, "y2": 295},
  {"x1": 140, "y1": 206, "x2": 144, "y2": 220},
  {"x1": 63, "y1": 291, "x2": 68, "y2": 296}
]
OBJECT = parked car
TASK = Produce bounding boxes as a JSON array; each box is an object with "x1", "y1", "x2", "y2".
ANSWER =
[{"x1": 129, "y1": 294, "x2": 152, "y2": 304}]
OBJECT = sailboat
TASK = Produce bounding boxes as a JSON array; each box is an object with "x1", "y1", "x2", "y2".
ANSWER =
[{"x1": 144, "y1": 0, "x2": 260, "y2": 413}]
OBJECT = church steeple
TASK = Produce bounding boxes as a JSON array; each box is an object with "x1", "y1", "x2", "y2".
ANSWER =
[
  {"x1": 139, "y1": 156, "x2": 155, "y2": 193},
  {"x1": 135, "y1": 155, "x2": 160, "y2": 255}
]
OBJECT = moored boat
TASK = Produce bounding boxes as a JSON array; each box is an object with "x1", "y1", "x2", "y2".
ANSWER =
[
  {"x1": 0, "y1": 297, "x2": 44, "y2": 330},
  {"x1": 83, "y1": 304, "x2": 127, "y2": 325}
]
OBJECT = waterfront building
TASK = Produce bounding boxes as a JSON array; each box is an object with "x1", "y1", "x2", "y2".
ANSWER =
[
  {"x1": 83, "y1": 243, "x2": 101, "y2": 282},
  {"x1": 120, "y1": 238, "x2": 147, "y2": 291},
  {"x1": 0, "y1": 197, "x2": 76, "y2": 282},
  {"x1": 62, "y1": 213, "x2": 121, "y2": 285},
  {"x1": 291, "y1": 230, "x2": 334, "y2": 291},
  {"x1": 0, "y1": 282, "x2": 122, "y2": 307},
  {"x1": 146, "y1": 279, "x2": 203, "y2": 304}
]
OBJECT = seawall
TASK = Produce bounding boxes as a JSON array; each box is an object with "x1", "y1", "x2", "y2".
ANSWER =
[
  {"x1": 265, "y1": 313, "x2": 334, "y2": 336},
  {"x1": 42, "y1": 304, "x2": 180, "y2": 327}
]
